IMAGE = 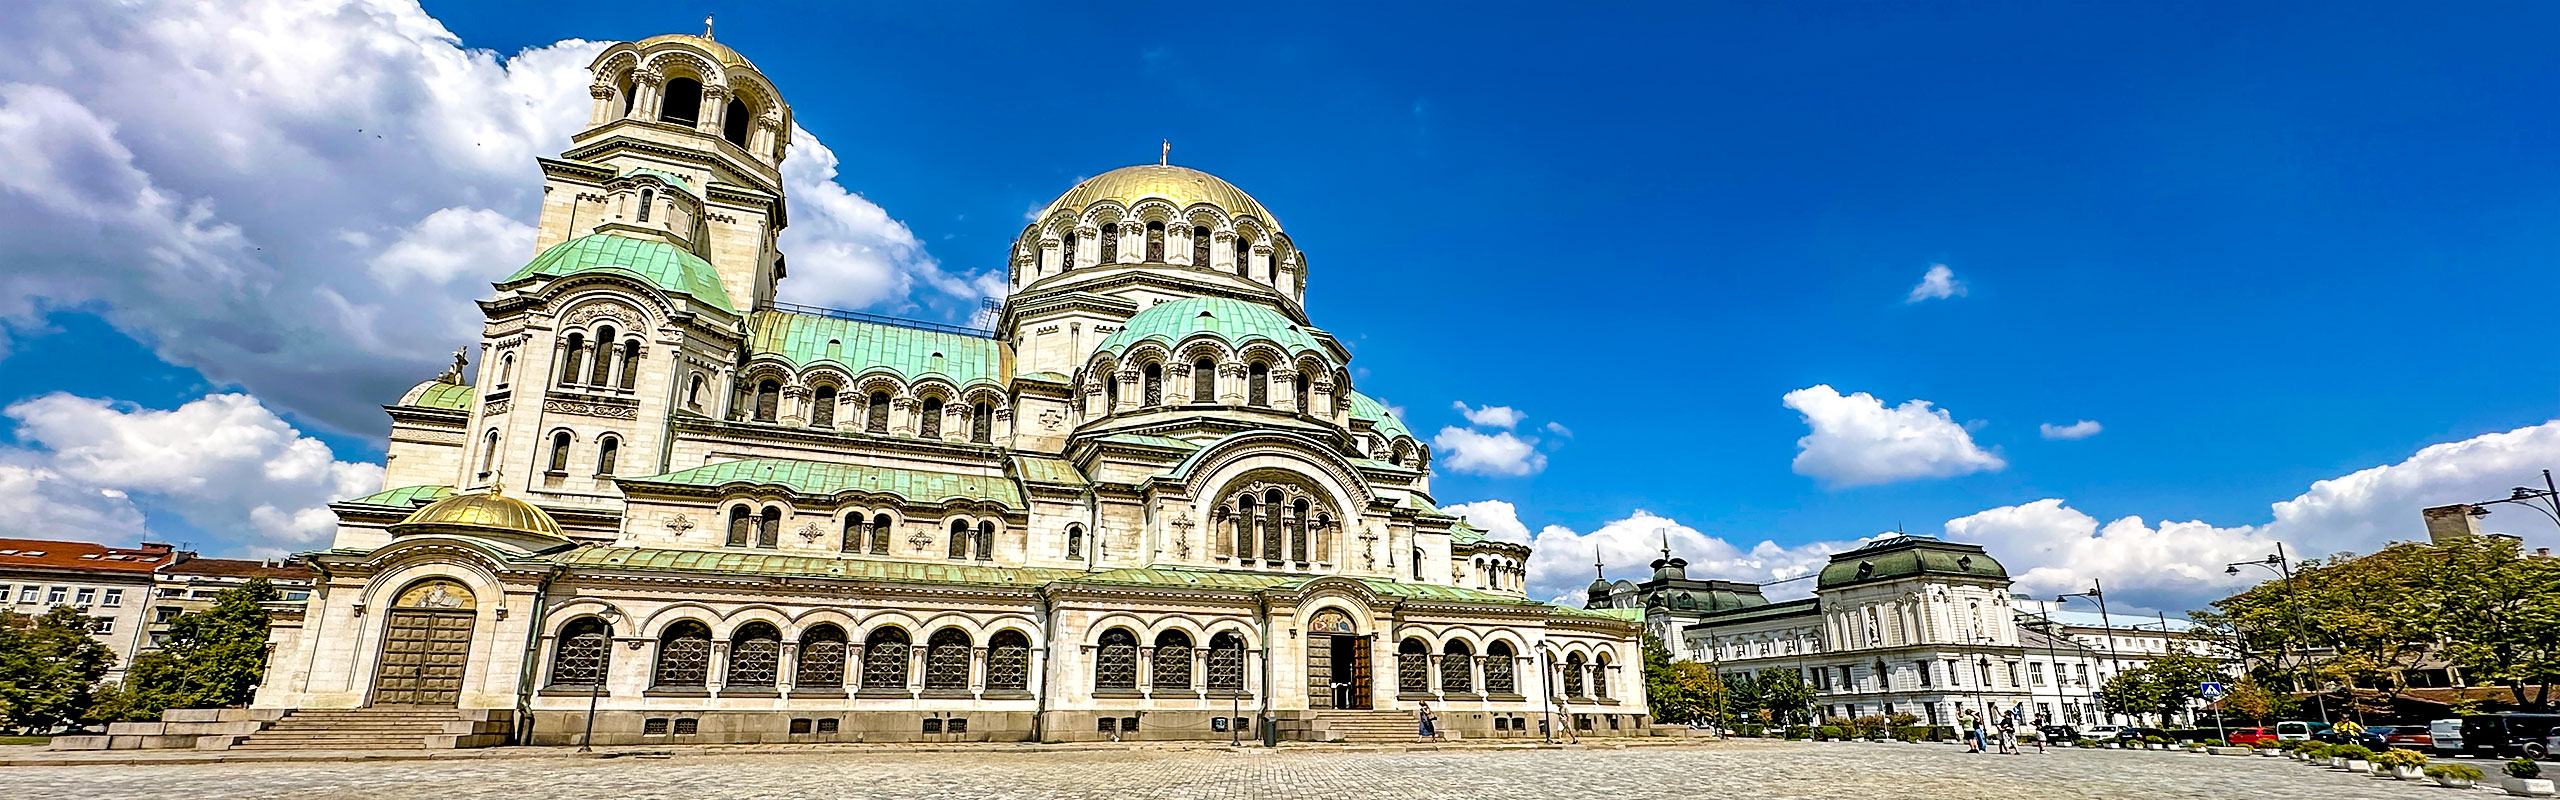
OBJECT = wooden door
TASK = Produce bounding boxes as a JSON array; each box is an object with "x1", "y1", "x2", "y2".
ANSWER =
[
  {"x1": 374, "y1": 610, "x2": 473, "y2": 706},
  {"x1": 1345, "y1": 635, "x2": 1374, "y2": 710},
  {"x1": 1307, "y1": 634, "x2": 1335, "y2": 709}
]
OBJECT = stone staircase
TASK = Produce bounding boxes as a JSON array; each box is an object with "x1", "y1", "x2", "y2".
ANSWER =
[
  {"x1": 1288, "y1": 710, "x2": 1428, "y2": 743},
  {"x1": 227, "y1": 708, "x2": 510, "y2": 750}
]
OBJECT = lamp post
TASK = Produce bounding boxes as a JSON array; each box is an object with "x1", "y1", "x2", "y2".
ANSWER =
[
  {"x1": 2227, "y1": 543, "x2": 2328, "y2": 725},
  {"x1": 2056, "y1": 585, "x2": 2124, "y2": 727},
  {"x1": 2465, "y1": 469, "x2": 2560, "y2": 531},
  {"x1": 577, "y1": 604, "x2": 626, "y2": 753}
]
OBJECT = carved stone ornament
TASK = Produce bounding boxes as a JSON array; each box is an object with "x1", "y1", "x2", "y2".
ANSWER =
[
  {"x1": 1171, "y1": 517, "x2": 1194, "y2": 558},
  {"x1": 909, "y1": 528, "x2": 935, "y2": 551},
  {"x1": 564, "y1": 300, "x2": 641, "y2": 330},
  {"x1": 544, "y1": 398, "x2": 640, "y2": 420},
  {"x1": 799, "y1": 522, "x2": 824, "y2": 543},
  {"x1": 482, "y1": 398, "x2": 512, "y2": 416},
  {"x1": 664, "y1": 514, "x2": 696, "y2": 535},
  {"x1": 1037, "y1": 408, "x2": 1063, "y2": 431}
]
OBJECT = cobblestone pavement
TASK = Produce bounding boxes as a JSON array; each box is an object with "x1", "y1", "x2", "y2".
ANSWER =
[{"x1": 0, "y1": 740, "x2": 2493, "y2": 799}]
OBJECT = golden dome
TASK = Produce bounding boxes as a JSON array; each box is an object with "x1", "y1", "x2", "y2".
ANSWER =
[
  {"x1": 1039, "y1": 165, "x2": 1282, "y2": 230},
  {"x1": 389, "y1": 485, "x2": 569, "y2": 544},
  {"x1": 636, "y1": 33, "x2": 757, "y2": 71}
]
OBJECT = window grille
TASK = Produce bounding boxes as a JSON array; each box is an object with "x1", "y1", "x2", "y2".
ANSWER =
[
  {"x1": 654, "y1": 622, "x2": 712, "y2": 687},
  {"x1": 1153, "y1": 633, "x2": 1192, "y2": 689},
  {"x1": 1441, "y1": 647, "x2": 1473, "y2": 693},
  {"x1": 925, "y1": 629, "x2": 971, "y2": 690},
  {"x1": 1485, "y1": 645, "x2": 1516, "y2": 694},
  {"x1": 1206, "y1": 633, "x2": 1245, "y2": 691},
  {"x1": 987, "y1": 632, "x2": 1030, "y2": 691},
  {"x1": 549, "y1": 617, "x2": 611, "y2": 687},
  {"x1": 1563, "y1": 655, "x2": 1587, "y2": 696},
  {"x1": 920, "y1": 398, "x2": 943, "y2": 439},
  {"x1": 727, "y1": 624, "x2": 781, "y2": 688},
  {"x1": 797, "y1": 627, "x2": 846, "y2": 689},
  {"x1": 863, "y1": 630, "x2": 910, "y2": 690},
  {"x1": 812, "y1": 387, "x2": 835, "y2": 427},
  {"x1": 1398, "y1": 640, "x2": 1429, "y2": 693},
  {"x1": 1095, "y1": 629, "x2": 1138, "y2": 689}
]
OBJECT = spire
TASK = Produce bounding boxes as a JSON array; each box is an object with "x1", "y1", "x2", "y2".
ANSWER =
[
  {"x1": 703, "y1": 14, "x2": 715, "y2": 39},
  {"x1": 487, "y1": 468, "x2": 505, "y2": 497},
  {"x1": 1594, "y1": 552, "x2": 1606, "y2": 581},
  {"x1": 1660, "y1": 529, "x2": 1672, "y2": 561},
  {"x1": 1160, "y1": 139, "x2": 1171, "y2": 166}
]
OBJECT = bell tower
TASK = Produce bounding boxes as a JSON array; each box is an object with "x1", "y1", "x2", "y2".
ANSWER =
[{"x1": 529, "y1": 25, "x2": 795, "y2": 313}]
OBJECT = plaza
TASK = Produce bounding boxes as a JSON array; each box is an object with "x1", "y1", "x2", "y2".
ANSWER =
[{"x1": 0, "y1": 741, "x2": 2457, "y2": 800}]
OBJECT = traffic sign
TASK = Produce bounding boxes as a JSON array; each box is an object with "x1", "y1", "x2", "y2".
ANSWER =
[{"x1": 2199, "y1": 681, "x2": 2227, "y2": 699}]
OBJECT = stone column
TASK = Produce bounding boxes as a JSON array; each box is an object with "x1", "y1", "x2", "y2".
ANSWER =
[
  {"x1": 847, "y1": 643, "x2": 866, "y2": 692},
  {"x1": 777, "y1": 641, "x2": 799, "y2": 693},
  {"x1": 1213, "y1": 232, "x2": 1237, "y2": 273},
  {"x1": 707, "y1": 640, "x2": 730, "y2": 692},
  {"x1": 1074, "y1": 225, "x2": 1098, "y2": 268},
  {"x1": 1169, "y1": 225, "x2": 1193, "y2": 266},
  {"x1": 782, "y1": 385, "x2": 812, "y2": 426},
  {"x1": 697, "y1": 84, "x2": 729, "y2": 136},
  {"x1": 588, "y1": 82, "x2": 617, "y2": 126},
  {"x1": 893, "y1": 397, "x2": 919, "y2": 436},
  {"x1": 1216, "y1": 363, "x2": 1246, "y2": 406},
  {"x1": 1137, "y1": 646, "x2": 1155, "y2": 697},
  {"x1": 632, "y1": 69, "x2": 665, "y2": 121},
  {"x1": 1113, "y1": 370, "x2": 1140, "y2": 414},
  {"x1": 1271, "y1": 369, "x2": 1299, "y2": 413}
]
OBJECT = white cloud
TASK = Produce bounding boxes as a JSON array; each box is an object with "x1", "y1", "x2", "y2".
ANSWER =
[
  {"x1": 0, "y1": 393, "x2": 383, "y2": 555},
  {"x1": 1432, "y1": 426, "x2": 1546, "y2": 476},
  {"x1": 2039, "y1": 420, "x2": 2104, "y2": 440},
  {"x1": 1782, "y1": 384, "x2": 2005, "y2": 487},
  {"x1": 1444, "y1": 499, "x2": 1531, "y2": 545},
  {"x1": 1906, "y1": 263, "x2": 1965, "y2": 303},
  {"x1": 1451, "y1": 401, "x2": 1526, "y2": 429},
  {"x1": 0, "y1": 0, "x2": 980, "y2": 435},
  {"x1": 1545, "y1": 421, "x2": 1573, "y2": 437},
  {"x1": 1501, "y1": 507, "x2": 1857, "y2": 605}
]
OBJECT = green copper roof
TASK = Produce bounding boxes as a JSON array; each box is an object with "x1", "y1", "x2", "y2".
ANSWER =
[
  {"x1": 340, "y1": 484, "x2": 455, "y2": 508},
  {"x1": 1093, "y1": 297, "x2": 1326, "y2": 360},
  {"x1": 1012, "y1": 454, "x2": 1088, "y2": 486},
  {"x1": 747, "y1": 311, "x2": 1005, "y2": 389},
  {"x1": 621, "y1": 458, "x2": 1023, "y2": 509},
  {"x1": 621, "y1": 167, "x2": 696, "y2": 195},
  {"x1": 1450, "y1": 522, "x2": 1486, "y2": 545},
  {"x1": 557, "y1": 545, "x2": 1082, "y2": 586},
  {"x1": 400, "y1": 381, "x2": 474, "y2": 411},
  {"x1": 1346, "y1": 392, "x2": 1414, "y2": 442},
  {"x1": 1816, "y1": 534, "x2": 2007, "y2": 589},
  {"x1": 505, "y1": 233, "x2": 733, "y2": 313},
  {"x1": 1095, "y1": 432, "x2": 1198, "y2": 451}
]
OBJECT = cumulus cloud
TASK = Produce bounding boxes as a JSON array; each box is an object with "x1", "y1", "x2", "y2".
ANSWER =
[
  {"x1": 2039, "y1": 420, "x2": 2103, "y2": 440},
  {"x1": 1545, "y1": 421, "x2": 1573, "y2": 437},
  {"x1": 1444, "y1": 499, "x2": 1532, "y2": 545},
  {"x1": 0, "y1": 393, "x2": 382, "y2": 555},
  {"x1": 1906, "y1": 263, "x2": 1965, "y2": 303},
  {"x1": 1783, "y1": 384, "x2": 2005, "y2": 487},
  {"x1": 0, "y1": 0, "x2": 982, "y2": 435},
  {"x1": 1451, "y1": 401, "x2": 1526, "y2": 429},
  {"x1": 1432, "y1": 427, "x2": 1546, "y2": 476},
  {"x1": 1486, "y1": 506, "x2": 1858, "y2": 605}
]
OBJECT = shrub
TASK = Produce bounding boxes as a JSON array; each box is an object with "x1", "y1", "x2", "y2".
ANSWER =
[
  {"x1": 2331, "y1": 744, "x2": 2373, "y2": 760},
  {"x1": 2507, "y1": 758, "x2": 2541, "y2": 779},
  {"x1": 2370, "y1": 749, "x2": 2427, "y2": 769},
  {"x1": 1815, "y1": 725, "x2": 1846, "y2": 740},
  {"x1": 2425, "y1": 764, "x2": 2483, "y2": 781},
  {"x1": 2074, "y1": 738, "x2": 2100, "y2": 748},
  {"x1": 2306, "y1": 744, "x2": 2336, "y2": 759},
  {"x1": 2142, "y1": 735, "x2": 2168, "y2": 745}
]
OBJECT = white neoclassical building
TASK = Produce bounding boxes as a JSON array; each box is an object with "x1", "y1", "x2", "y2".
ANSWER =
[{"x1": 247, "y1": 30, "x2": 1643, "y2": 747}]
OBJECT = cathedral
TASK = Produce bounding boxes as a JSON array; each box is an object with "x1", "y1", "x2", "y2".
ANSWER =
[{"x1": 249, "y1": 30, "x2": 1647, "y2": 745}]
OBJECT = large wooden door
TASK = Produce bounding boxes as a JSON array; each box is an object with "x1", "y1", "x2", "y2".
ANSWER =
[
  {"x1": 372, "y1": 579, "x2": 477, "y2": 707},
  {"x1": 1342, "y1": 635, "x2": 1374, "y2": 710},
  {"x1": 1307, "y1": 634, "x2": 1335, "y2": 709}
]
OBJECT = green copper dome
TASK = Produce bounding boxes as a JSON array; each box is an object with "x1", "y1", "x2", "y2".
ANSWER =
[
  {"x1": 1816, "y1": 534, "x2": 2008, "y2": 589},
  {"x1": 1346, "y1": 391, "x2": 1414, "y2": 442},
  {"x1": 1093, "y1": 297, "x2": 1325, "y2": 360},
  {"x1": 504, "y1": 233, "x2": 734, "y2": 313}
]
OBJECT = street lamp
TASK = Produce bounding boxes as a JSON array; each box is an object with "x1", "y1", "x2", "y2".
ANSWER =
[
  {"x1": 2463, "y1": 469, "x2": 2560, "y2": 531},
  {"x1": 577, "y1": 604, "x2": 626, "y2": 753},
  {"x1": 2226, "y1": 542, "x2": 2328, "y2": 725},
  {"x1": 2056, "y1": 583, "x2": 2123, "y2": 726}
]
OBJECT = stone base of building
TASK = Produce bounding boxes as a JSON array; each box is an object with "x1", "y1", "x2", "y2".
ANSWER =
[{"x1": 519, "y1": 708, "x2": 1650, "y2": 745}]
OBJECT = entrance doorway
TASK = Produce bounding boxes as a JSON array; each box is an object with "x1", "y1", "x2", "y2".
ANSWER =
[
  {"x1": 371, "y1": 579, "x2": 476, "y2": 706},
  {"x1": 1304, "y1": 608, "x2": 1372, "y2": 710}
]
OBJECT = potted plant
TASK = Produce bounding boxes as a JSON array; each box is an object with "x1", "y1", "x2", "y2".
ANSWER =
[
  {"x1": 2102, "y1": 738, "x2": 2121, "y2": 749},
  {"x1": 2427, "y1": 763, "x2": 2484, "y2": 789},
  {"x1": 2372, "y1": 748, "x2": 2426, "y2": 779},
  {"x1": 2505, "y1": 759, "x2": 2555, "y2": 797},
  {"x1": 2075, "y1": 738, "x2": 2100, "y2": 749},
  {"x1": 2333, "y1": 743, "x2": 2373, "y2": 772},
  {"x1": 2144, "y1": 735, "x2": 2169, "y2": 751},
  {"x1": 2255, "y1": 741, "x2": 2282, "y2": 757}
]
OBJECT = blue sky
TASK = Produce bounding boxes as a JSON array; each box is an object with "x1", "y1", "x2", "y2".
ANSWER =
[{"x1": 3, "y1": 1, "x2": 2557, "y2": 613}]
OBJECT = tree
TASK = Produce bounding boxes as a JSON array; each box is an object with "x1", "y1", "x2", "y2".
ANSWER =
[
  {"x1": 1757, "y1": 667, "x2": 1815, "y2": 727},
  {"x1": 2422, "y1": 536, "x2": 2560, "y2": 710},
  {"x1": 2141, "y1": 652, "x2": 2225, "y2": 724},
  {"x1": 2217, "y1": 677, "x2": 2297, "y2": 724},
  {"x1": 2099, "y1": 667, "x2": 2162, "y2": 726},
  {"x1": 0, "y1": 607, "x2": 116, "y2": 731},
  {"x1": 102, "y1": 579, "x2": 282, "y2": 722},
  {"x1": 1725, "y1": 669, "x2": 1763, "y2": 728},
  {"x1": 1654, "y1": 661, "x2": 1726, "y2": 726}
]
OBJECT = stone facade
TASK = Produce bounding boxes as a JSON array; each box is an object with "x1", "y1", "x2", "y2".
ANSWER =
[{"x1": 250, "y1": 30, "x2": 1646, "y2": 745}]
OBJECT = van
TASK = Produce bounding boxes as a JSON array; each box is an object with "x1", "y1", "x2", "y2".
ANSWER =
[
  {"x1": 2460, "y1": 714, "x2": 2560, "y2": 758},
  {"x1": 2429, "y1": 719, "x2": 2465, "y2": 754},
  {"x1": 2275, "y1": 721, "x2": 2327, "y2": 741}
]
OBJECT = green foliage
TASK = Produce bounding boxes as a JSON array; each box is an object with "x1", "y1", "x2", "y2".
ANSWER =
[
  {"x1": 1755, "y1": 667, "x2": 1814, "y2": 726},
  {"x1": 2425, "y1": 763, "x2": 2483, "y2": 781},
  {"x1": 2306, "y1": 743, "x2": 2335, "y2": 758},
  {"x1": 2075, "y1": 738, "x2": 2100, "y2": 748},
  {"x1": 102, "y1": 580, "x2": 280, "y2": 722},
  {"x1": 2370, "y1": 748, "x2": 2427, "y2": 769},
  {"x1": 0, "y1": 607, "x2": 117, "y2": 731},
  {"x1": 2143, "y1": 735, "x2": 2168, "y2": 744},
  {"x1": 2509, "y1": 758, "x2": 2542, "y2": 779},
  {"x1": 2332, "y1": 743, "x2": 2373, "y2": 760},
  {"x1": 1723, "y1": 670, "x2": 1762, "y2": 726},
  {"x1": 1641, "y1": 635, "x2": 1727, "y2": 725},
  {"x1": 1816, "y1": 724, "x2": 1847, "y2": 740}
]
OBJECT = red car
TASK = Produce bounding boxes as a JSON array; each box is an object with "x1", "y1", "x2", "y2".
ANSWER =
[
  {"x1": 2227, "y1": 727, "x2": 2281, "y2": 746},
  {"x1": 2384, "y1": 728, "x2": 2436, "y2": 748}
]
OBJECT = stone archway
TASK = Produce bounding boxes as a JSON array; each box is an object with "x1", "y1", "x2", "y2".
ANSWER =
[
  {"x1": 1304, "y1": 608, "x2": 1371, "y2": 710},
  {"x1": 371, "y1": 578, "x2": 476, "y2": 706}
]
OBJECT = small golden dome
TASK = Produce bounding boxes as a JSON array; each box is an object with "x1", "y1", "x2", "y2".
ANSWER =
[
  {"x1": 636, "y1": 33, "x2": 757, "y2": 71},
  {"x1": 389, "y1": 485, "x2": 569, "y2": 544},
  {"x1": 1039, "y1": 165, "x2": 1282, "y2": 230}
]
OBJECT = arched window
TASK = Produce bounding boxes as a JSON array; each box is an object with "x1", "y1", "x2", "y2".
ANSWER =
[
  {"x1": 595, "y1": 435, "x2": 619, "y2": 476},
  {"x1": 1192, "y1": 358, "x2": 1215, "y2": 402},
  {"x1": 560, "y1": 333, "x2": 585, "y2": 386},
  {"x1": 869, "y1": 513, "x2": 892, "y2": 555},
  {"x1": 1247, "y1": 362, "x2": 1269, "y2": 406},
  {"x1": 1234, "y1": 495, "x2": 1257, "y2": 559},
  {"x1": 1141, "y1": 364, "x2": 1162, "y2": 406},
  {"x1": 637, "y1": 189, "x2": 653, "y2": 222},
  {"x1": 659, "y1": 77, "x2": 702, "y2": 125},
  {"x1": 1144, "y1": 220, "x2": 1165, "y2": 261},
  {"x1": 1103, "y1": 370, "x2": 1119, "y2": 409},
  {"x1": 495, "y1": 352, "x2": 514, "y2": 389},
  {"x1": 1441, "y1": 640, "x2": 1474, "y2": 694},
  {"x1": 1294, "y1": 373, "x2": 1310, "y2": 412},
  {"x1": 726, "y1": 505, "x2": 751, "y2": 547},
  {"x1": 1235, "y1": 239, "x2": 1252, "y2": 277},
  {"x1": 756, "y1": 506, "x2": 780, "y2": 549},
  {"x1": 1153, "y1": 630, "x2": 1192, "y2": 689},
  {"x1": 1261, "y1": 489, "x2": 1284, "y2": 561},
  {"x1": 974, "y1": 520, "x2": 995, "y2": 562},
  {"x1": 547, "y1": 431, "x2": 573, "y2": 473},
  {"x1": 1065, "y1": 524, "x2": 1085, "y2": 560},
  {"x1": 841, "y1": 514, "x2": 867, "y2": 553},
  {"x1": 947, "y1": 519, "x2": 970, "y2": 560},
  {"x1": 590, "y1": 326, "x2": 616, "y2": 385},
  {"x1": 1397, "y1": 638, "x2": 1431, "y2": 693},
  {"x1": 1290, "y1": 498, "x2": 1310, "y2": 562},
  {"x1": 1191, "y1": 226, "x2": 1211, "y2": 267},
  {"x1": 796, "y1": 624, "x2": 847, "y2": 689},
  {"x1": 726, "y1": 622, "x2": 782, "y2": 688},
  {"x1": 1094, "y1": 628, "x2": 1138, "y2": 690},
  {"x1": 811, "y1": 386, "x2": 836, "y2": 428},
  {"x1": 1062, "y1": 231, "x2": 1078, "y2": 270},
  {"x1": 617, "y1": 340, "x2": 639, "y2": 390},
  {"x1": 1098, "y1": 222, "x2": 1119, "y2": 263},
  {"x1": 1563, "y1": 653, "x2": 1587, "y2": 697},
  {"x1": 866, "y1": 391, "x2": 890, "y2": 433},
  {"x1": 920, "y1": 397, "x2": 943, "y2": 439},
  {"x1": 1486, "y1": 641, "x2": 1517, "y2": 695},
  {"x1": 753, "y1": 380, "x2": 780, "y2": 422},
  {"x1": 653, "y1": 620, "x2": 712, "y2": 687},
  {"x1": 548, "y1": 616, "x2": 611, "y2": 687},
  {"x1": 1592, "y1": 653, "x2": 1612, "y2": 699},
  {"x1": 925, "y1": 628, "x2": 971, "y2": 691},
  {"x1": 722, "y1": 98, "x2": 750, "y2": 146},
  {"x1": 1206, "y1": 632, "x2": 1246, "y2": 691},
  {"x1": 686, "y1": 373, "x2": 705, "y2": 409},
  {"x1": 862, "y1": 627, "x2": 910, "y2": 691},
  {"x1": 479, "y1": 429, "x2": 499, "y2": 475},
  {"x1": 971, "y1": 401, "x2": 992, "y2": 443},
  {"x1": 1412, "y1": 547, "x2": 1425, "y2": 579},
  {"x1": 987, "y1": 630, "x2": 1031, "y2": 691}
]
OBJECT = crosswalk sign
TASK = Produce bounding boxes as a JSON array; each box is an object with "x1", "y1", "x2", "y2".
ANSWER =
[{"x1": 2200, "y1": 681, "x2": 2227, "y2": 699}]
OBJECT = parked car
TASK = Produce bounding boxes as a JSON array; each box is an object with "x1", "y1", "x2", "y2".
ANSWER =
[
  {"x1": 2040, "y1": 725, "x2": 2081, "y2": 743},
  {"x1": 2227, "y1": 727, "x2": 2280, "y2": 746},
  {"x1": 2460, "y1": 713, "x2": 2560, "y2": 758},
  {"x1": 2382, "y1": 727, "x2": 2435, "y2": 748},
  {"x1": 2275, "y1": 720, "x2": 2330, "y2": 741},
  {"x1": 2429, "y1": 719, "x2": 2465, "y2": 754},
  {"x1": 2114, "y1": 727, "x2": 2171, "y2": 742}
]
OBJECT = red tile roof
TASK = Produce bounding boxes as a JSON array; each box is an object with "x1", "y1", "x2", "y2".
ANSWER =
[
  {"x1": 162, "y1": 556, "x2": 314, "y2": 582},
  {"x1": 0, "y1": 538, "x2": 176, "y2": 576}
]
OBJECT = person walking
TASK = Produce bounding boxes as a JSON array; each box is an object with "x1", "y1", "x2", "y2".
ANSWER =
[
  {"x1": 1997, "y1": 710, "x2": 2019, "y2": 754},
  {"x1": 1963, "y1": 709, "x2": 1984, "y2": 753},
  {"x1": 2030, "y1": 714, "x2": 2048, "y2": 754},
  {"x1": 1417, "y1": 701, "x2": 1441, "y2": 742}
]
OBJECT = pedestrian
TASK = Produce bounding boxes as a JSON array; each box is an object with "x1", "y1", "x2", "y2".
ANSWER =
[
  {"x1": 1997, "y1": 711, "x2": 2018, "y2": 754},
  {"x1": 1963, "y1": 709, "x2": 1984, "y2": 753},
  {"x1": 2030, "y1": 714, "x2": 2047, "y2": 754},
  {"x1": 1417, "y1": 701, "x2": 1440, "y2": 742}
]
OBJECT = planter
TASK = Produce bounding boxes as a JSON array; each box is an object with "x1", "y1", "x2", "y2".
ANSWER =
[
  {"x1": 2207, "y1": 746, "x2": 2251, "y2": 756},
  {"x1": 2328, "y1": 757, "x2": 2347, "y2": 768},
  {"x1": 2437, "y1": 776, "x2": 2477, "y2": 789},
  {"x1": 2365, "y1": 761, "x2": 2388, "y2": 776},
  {"x1": 2345, "y1": 759, "x2": 2370, "y2": 772},
  {"x1": 2504, "y1": 777, "x2": 2557, "y2": 797},
  {"x1": 2103, "y1": 742, "x2": 2120, "y2": 749},
  {"x1": 2391, "y1": 766, "x2": 2423, "y2": 780},
  {"x1": 2259, "y1": 749, "x2": 2281, "y2": 757}
]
